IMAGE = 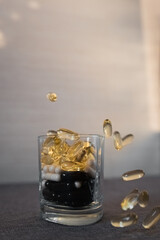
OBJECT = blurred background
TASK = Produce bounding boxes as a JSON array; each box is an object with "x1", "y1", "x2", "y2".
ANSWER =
[{"x1": 0, "y1": 0, "x2": 159, "y2": 183}]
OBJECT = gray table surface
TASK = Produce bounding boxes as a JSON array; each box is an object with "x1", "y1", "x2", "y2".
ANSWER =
[{"x1": 0, "y1": 176, "x2": 160, "y2": 240}]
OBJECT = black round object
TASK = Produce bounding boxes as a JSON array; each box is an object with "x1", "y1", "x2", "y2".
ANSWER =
[{"x1": 61, "y1": 171, "x2": 91, "y2": 182}]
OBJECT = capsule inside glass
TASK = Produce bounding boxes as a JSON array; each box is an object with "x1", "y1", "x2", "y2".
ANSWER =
[{"x1": 38, "y1": 134, "x2": 104, "y2": 226}]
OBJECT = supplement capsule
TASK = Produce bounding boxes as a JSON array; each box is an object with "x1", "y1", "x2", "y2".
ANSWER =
[
  {"x1": 138, "y1": 190, "x2": 149, "y2": 208},
  {"x1": 113, "y1": 131, "x2": 123, "y2": 150},
  {"x1": 47, "y1": 130, "x2": 57, "y2": 136},
  {"x1": 111, "y1": 212, "x2": 138, "y2": 228},
  {"x1": 46, "y1": 92, "x2": 57, "y2": 102},
  {"x1": 121, "y1": 189, "x2": 140, "y2": 210},
  {"x1": 122, "y1": 134, "x2": 134, "y2": 147},
  {"x1": 122, "y1": 169, "x2": 145, "y2": 181},
  {"x1": 142, "y1": 206, "x2": 160, "y2": 229},
  {"x1": 57, "y1": 128, "x2": 79, "y2": 141},
  {"x1": 103, "y1": 119, "x2": 112, "y2": 138}
]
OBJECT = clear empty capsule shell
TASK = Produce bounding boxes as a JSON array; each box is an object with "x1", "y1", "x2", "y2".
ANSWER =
[
  {"x1": 142, "y1": 206, "x2": 160, "y2": 229},
  {"x1": 57, "y1": 128, "x2": 79, "y2": 141},
  {"x1": 46, "y1": 92, "x2": 57, "y2": 102},
  {"x1": 111, "y1": 212, "x2": 138, "y2": 228},
  {"x1": 122, "y1": 169, "x2": 145, "y2": 181},
  {"x1": 122, "y1": 134, "x2": 134, "y2": 147},
  {"x1": 113, "y1": 131, "x2": 123, "y2": 150},
  {"x1": 103, "y1": 119, "x2": 112, "y2": 138},
  {"x1": 121, "y1": 189, "x2": 140, "y2": 211},
  {"x1": 138, "y1": 190, "x2": 149, "y2": 208}
]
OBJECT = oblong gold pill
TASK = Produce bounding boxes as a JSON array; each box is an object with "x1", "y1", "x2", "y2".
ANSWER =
[
  {"x1": 122, "y1": 134, "x2": 134, "y2": 147},
  {"x1": 46, "y1": 92, "x2": 57, "y2": 102},
  {"x1": 57, "y1": 128, "x2": 79, "y2": 141},
  {"x1": 121, "y1": 189, "x2": 140, "y2": 211},
  {"x1": 103, "y1": 119, "x2": 112, "y2": 138},
  {"x1": 142, "y1": 206, "x2": 160, "y2": 229},
  {"x1": 111, "y1": 212, "x2": 138, "y2": 228},
  {"x1": 122, "y1": 169, "x2": 145, "y2": 181},
  {"x1": 138, "y1": 190, "x2": 149, "y2": 208},
  {"x1": 113, "y1": 131, "x2": 123, "y2": 150},
  {"x1": 47, "y1": 130, "x2": 57, "y2": 136}
]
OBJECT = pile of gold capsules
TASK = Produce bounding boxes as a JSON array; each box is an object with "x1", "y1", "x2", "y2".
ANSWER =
[
  {"x1": 41, "y1": 128, "x2": 96, "y2": 177},
  {"x1": 103, "y1": 119, "x2": 160, "y2": 229}
]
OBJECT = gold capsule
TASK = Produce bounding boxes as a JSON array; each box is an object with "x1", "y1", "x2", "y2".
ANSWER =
[
  {"x1": 122, "y1": 169, "x2": 145, "y2": 181},
  {"x1": 103, "y1": 119, "x2": 112, "y2": 138},
  {"x1": 111, "y1": 212, "x2": 138, "y2": 228},
  {"x1": 46, "y1": 92, "x2": 57, "y2": 102},
  {"x1": 57, "y1": 128, "x2": 79, "y2": 141},
  {"x1": 121, "y1": 189, "x2": 140, "y2": 211},
  {"x1": 138, "y1": 190, "x2": 149, "y2": 208},
  {"x1": 142, "y1": 206, "x2": 160, "y2": 229},
  {"x1": 47, "y1": 130, "x2": 57, "y2": 136},
  {"x1": 60, "y1": 159, "x2": 85, "y2": 171},
  {"x1": 67, "y1": 141, "x2": 84, "y2": 158},
  {"x1": 41, "y1": 155, "x2": 53, "y2": 165},
  {"x1": 122, "y1": 134, "x2": 134, "y2": 147},
  {"x1": 113, "y1": 131, "x2": 123, "y2": 150}
]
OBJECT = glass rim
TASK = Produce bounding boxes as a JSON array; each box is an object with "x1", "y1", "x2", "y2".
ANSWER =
[{"x1": 38, "y1": 133, "x2": 104, "y2": 139}]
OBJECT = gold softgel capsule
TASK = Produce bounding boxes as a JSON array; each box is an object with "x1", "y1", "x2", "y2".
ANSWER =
[
  {"x1": 122, "y1": 134, "x2": 134, "y2": 147},
  {"x1": 122, "y1": 169, "x2": 145, "y2": 181},
  {"x1": 113, "y1": 131, "x2": 123, "y2": 150},
  {"x1": 138, "y1": 190, "x2": 149, "y2": 208},
  {"x1": 57, "y1": 128, "x2": 79, "y2": 141},
  {"x1": 121, "y1": 189, "x2": 140, "y2": 211},
  {"x1": 103, "y1": 119, "x2": 112, "y2": 138},
  {"x1": 111, "y1": 212, "x2": 138, "y2": 228},
  {"x1": 46, "y1": 92, "x2": 57, "y2": 102},
  {"x1": 142, "y1": 206, "x2": 160, "y2": 229}
]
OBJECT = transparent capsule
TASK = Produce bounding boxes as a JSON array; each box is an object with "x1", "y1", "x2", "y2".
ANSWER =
[
  {"x1": 46, "y1": 92, "x2": 57, "y2": 102},
  {"x1": 67, "y1": 141, "x2": 84, "y2": 159},
  {"x1": 103, "y1": 119, "x2": 112, "y2": 138},
  {"x1": 138, "y1": 190, "x2": 149, "y2": 208},
  {"x1": 57, "y1": 128, "x2": 79, "y2": 141},
  {"x1": 61, "y1": 159, "x2": 85, "y2": 171},
  {"x1": 122, "y1": 169, "x2": 145, "y2": 181},
  {"x1": 122, "y1": 134, "x2": 134, "y2": 147},
  {"x1": 111, "y1": 212, "x2": 138, "y2": 228},
  {"x1": 113, "y1": 131, "x2": 123, "y2": 150},
  {"x1": 142, "y1": 206, "x2": 160, "y2": 229},
  {"x1": 121, "y1": 189, "x2": 140, "y2": 210},
  {"x1": 41, "y1": 155, "x2": 53, "y2": 165},
  {"x1": 47, "y1": 130, "x2": 57, "y2": 136}
]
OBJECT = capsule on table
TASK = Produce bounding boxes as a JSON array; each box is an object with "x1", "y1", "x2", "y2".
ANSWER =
[
  {"x1": 46, "y1": 92, "x2": 57, "y2": 102},
  {"x1": 138, "y1": 190, "x2": 149, "y2": 208},
  {"x1": 122, "y1": 134, "x2": 134, "y2": 147},
  {"x1": 111, "y1": 212, "x2": 138, "y2": 228},
  {"x1": 122, "y1": 169, "x2": 145, "y2": 181},
  {"x1": 113, "y1": 131, "x2": 123, "y2": 150},
  {"x1": 121, "y1": 189, "x2": 140, "y2": 210},
  {"x1": 57, "y1": 128, "x2": 79, "y2": 141},
  {"x1": 103, "y1": 119, "x2": 112, "y2": 138},
  {"x1": 142, "y1": 206, "x2": 160, "y2": 229}
]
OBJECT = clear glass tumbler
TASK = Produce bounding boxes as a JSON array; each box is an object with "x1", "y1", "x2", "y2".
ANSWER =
[{"x1": 38, "y1": 134, "x2": 104, "y2": 226}]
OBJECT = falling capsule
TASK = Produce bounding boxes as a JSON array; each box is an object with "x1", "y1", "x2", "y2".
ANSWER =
[
  {"x1": 111, "y1": 212, "x2": 138, "y2": 228},
  {"x1": 121, "y1": 189, "x2": 140, "y2": 211},
  {"x1": 57, "y1": 128, "x2": 79, "y2": 141},
  {"x1": 113, "y1": 131, "x2": 123, "y2": 150},
  {"x1": 138, "y1": 190, "x2": 149, "y2": 208},
  {"x1": 46, "y1": 92, "x2": 57, "y2": 102},
  {"x1": 103, "y1": 119, "x2": 112, "y2": 138},
  {"x1": 142, "y1": 206, "x2": 160, "y2": 229},
  {"x1": 122, "y1": 134, "x2": 134, "y2": 147},
  {"x1": 122, "y1": 169, "x2": 145, "y2": 181}
]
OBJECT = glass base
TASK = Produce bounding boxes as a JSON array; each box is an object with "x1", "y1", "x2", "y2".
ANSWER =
[{"x1": 41, "y1": 203, "x2": 103, "y2": 226}]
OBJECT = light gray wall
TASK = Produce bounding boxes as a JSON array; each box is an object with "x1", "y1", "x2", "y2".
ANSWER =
[{"x1": 0, "y1": 0, "x2": 159, "y2": 183}]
